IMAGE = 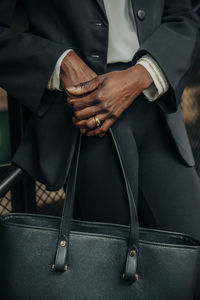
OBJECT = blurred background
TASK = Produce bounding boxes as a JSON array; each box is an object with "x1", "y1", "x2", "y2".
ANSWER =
[{"x1": 0, "y1": 0, "x2": 200, "y2": 216}]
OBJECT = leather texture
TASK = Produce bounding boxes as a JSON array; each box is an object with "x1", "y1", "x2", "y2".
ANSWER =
[{"x1": 0, "y1": 130, "x2": 200, "y2": 300}]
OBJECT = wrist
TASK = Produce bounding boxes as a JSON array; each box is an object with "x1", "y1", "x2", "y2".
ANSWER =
[
  {"x1": 127, "y1": 64, "x2": 153, "y2": 91},
  {"x1": 60, "y1": 50, "x2": 76, "y2": 76}
]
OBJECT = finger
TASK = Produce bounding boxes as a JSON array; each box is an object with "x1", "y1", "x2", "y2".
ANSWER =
[
  {"x1": 65, "y1": 76, "x2": 103, "y2": 97},
  {"x1": 73, "y1": 105, "x2": 103, "y2": 121},
  {"x1": 67, "y1": 92, "x2": 98, "y2": 111},
  {"x1": 86, "y1": 118, "x2": 115, "y2": 137},
  {"x1": 72, "y1": 114, "x2": 106, "y2": 132}
]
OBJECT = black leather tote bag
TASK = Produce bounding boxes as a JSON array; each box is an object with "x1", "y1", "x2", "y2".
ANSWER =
[{"x1": 0, "y1": 129, "x2": 200, "y2": 300}]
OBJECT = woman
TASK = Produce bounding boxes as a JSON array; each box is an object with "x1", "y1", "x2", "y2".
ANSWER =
[
  {"x1": 54, "y1": 1, "x2": 200, "y2": 241},
  {"x1": 0, "y1": 0, "x2": 200, "y2": 297}
]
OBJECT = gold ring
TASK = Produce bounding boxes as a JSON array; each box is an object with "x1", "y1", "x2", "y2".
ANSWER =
[{"x1": 94, "y1": 116, "x2": 101, "y2": 127}]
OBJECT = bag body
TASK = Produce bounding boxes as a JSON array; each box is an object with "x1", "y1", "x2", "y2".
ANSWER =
[
  {"x1": 0, "y1": 129, "x2": 199, "y2": 300},
  {"x1": 0, "y1": 214, "x2": 200, "y2": 300}
]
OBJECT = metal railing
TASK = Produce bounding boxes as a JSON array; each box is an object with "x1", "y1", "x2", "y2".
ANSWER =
[{"x1": 0, "y1": 165, "x2": 65, "y2": 216}]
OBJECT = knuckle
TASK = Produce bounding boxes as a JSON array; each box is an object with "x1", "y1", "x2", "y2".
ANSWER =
[
  {"x1": 111, "y1": 111, "x2": 119, "y2": 120},
  {"x1": 98, "y1": 91, "x2": 104, "y2": 101},
  {"x1": 70, "y1": 102, "x2": 76, "y2": 110},
  {"x1": 96, "y1": 90, "x2": 105, "y2": 102},
  {"x1": 67, "y1": 99, "x2": 72, "y2": 107},
  {"x1": 89, "y1": 120, "x2": 95, "y2": 129},
  {"x1": 104, "y1": 103, "x2": 110, "y2": 113},
  {"x1": 95, "y1": 93, "x2": 101, "y2": 104},
  {"x1": 99, "y1": 101, "x2": 106, "y2": 110},
  {"x1": 99, "y1": 128, "x2": 106, "y2": 134},
  {"x1": 76, "y1": 121, "x2": 82, "y2": 128},
  {"x1": 98, "y1": 99, "x2": 109, "y2": 112},
  {"x1": 67, "y1": 97, "x2": 73, "y2": 104},
  {"x1": 84, "y1": 122, "x2": 89, "y2": 129},
  {"x1": 73, "y1": 104, "x2": 79, "y2": 111},
  {"x1": 85, "y1": 121, "x2": 92, "y2": 129},
  {"x1": 74, "y1": 111, "x2": 81, "y2": 120}
]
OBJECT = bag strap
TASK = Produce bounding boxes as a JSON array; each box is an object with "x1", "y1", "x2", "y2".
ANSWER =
[{"x1": 52, "y1": 128, "x2": 139, "y2": 282}]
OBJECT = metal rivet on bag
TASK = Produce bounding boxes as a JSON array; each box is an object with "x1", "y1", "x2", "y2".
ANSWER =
[
  {"x1": 64, "y1": 265, "x2": 68, "y2": 271},
  {"x1": 122, "y1": 273, "x2": 139, "y2": 280},
  {"x1": 52, "y1": 264, "x2": 68, "y2": 271},
  {"x1": 129, "y1": 250, "x2": 136, "y2": 257},
  {"x1": 60, "y1": 240, "x2": 67, "y2": 247}
]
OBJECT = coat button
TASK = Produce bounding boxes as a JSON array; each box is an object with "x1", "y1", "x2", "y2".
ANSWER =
[
  {"x1": 91, "y1": 54, "x2": 100, "y2": 59},
  {"x1": 95, "y1": 22, "x2": 102, "y2": 26},
  {"x1": 137, "y1": 10, "x2": 146, "y2": 20}
]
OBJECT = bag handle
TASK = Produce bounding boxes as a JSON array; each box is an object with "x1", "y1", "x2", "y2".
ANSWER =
[{"x1": 52, "y1": 128, "x2": 139, "y2": 282}]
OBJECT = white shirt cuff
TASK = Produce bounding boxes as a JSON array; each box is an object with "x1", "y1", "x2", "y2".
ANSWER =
[
  {"x1": 47, "y1": 49, "x2": 73, "y2": 91},
  {"x1": 136, "y1": 54, "x2": 169, "y2": 102}
]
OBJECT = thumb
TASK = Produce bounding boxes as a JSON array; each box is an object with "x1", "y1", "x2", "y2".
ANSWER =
[{"x1": 65, "y1": 76, "x2": 102, "y2": 96}]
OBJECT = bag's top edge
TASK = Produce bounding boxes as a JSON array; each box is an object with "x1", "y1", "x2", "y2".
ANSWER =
[{"x1": 1, "y1": 213, "x2": 200, "y2": 249}]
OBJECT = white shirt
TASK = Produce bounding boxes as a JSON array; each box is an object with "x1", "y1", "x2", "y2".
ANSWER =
[
  {"x1": 104, "y1": 0, "x2": 139, "y2": 63},
  {"x1": 48, "y1": 0, "x2": 169, "y2": 101}
]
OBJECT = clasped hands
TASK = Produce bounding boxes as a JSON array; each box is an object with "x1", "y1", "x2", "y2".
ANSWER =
[{"x1": 60, "y1": 51, "x2": 153, "y2": 137}]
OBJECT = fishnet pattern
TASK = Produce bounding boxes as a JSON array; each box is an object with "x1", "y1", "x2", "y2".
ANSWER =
[
  {"x1": 0, "y1": 183, "x2": 65, "y2": 216},
  {"x1": 0, "y1": 191, "x2": 12, "y2": 215},
  {"x1": 35, "y1": 181, "x2": 65, "y2": 216}
]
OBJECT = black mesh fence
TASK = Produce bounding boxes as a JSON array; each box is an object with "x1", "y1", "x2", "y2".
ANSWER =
[
  {"x1": 0, "y1": 191, "x2": 12, "y2": 215},
  {"x1": 0, "y1": 182, "x2": 65, "y2": 216},
  {"x1": 35, "y1": 182, "x2": 65, "y2": 216}
]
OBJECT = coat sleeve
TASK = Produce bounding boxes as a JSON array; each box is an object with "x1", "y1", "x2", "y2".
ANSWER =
[
  {"x1": 133, "y1": 0, "x2": 200, "y2": 113},
  {"x1": 0, "y1": 0, "x2": 68, "y2": 116}
]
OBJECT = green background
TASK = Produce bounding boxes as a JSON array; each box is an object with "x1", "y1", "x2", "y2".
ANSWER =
[{"x1": 0, "y1": 111, "x2": 11, "y2": 165}]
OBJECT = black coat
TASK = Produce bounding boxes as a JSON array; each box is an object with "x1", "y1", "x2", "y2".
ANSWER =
[{"x1": 0, "y1": 0, "x2": 199, "y2": 189}]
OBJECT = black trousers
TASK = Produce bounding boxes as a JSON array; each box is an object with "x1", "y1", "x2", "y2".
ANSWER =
[{"x1": 67, "y1": 63, "x2": 200, "y2": 297}]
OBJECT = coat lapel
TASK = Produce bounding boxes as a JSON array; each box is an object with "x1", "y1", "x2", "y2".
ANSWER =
[
  {"x1": 130, "y1": 0, "x2": 142, "y2": 45},
  {"x1": 130, "y1": 0, "x2": 151, "y2": 45},
  {"x1": 96, "y1": 0, "x2": 107, "y2": 21}
]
